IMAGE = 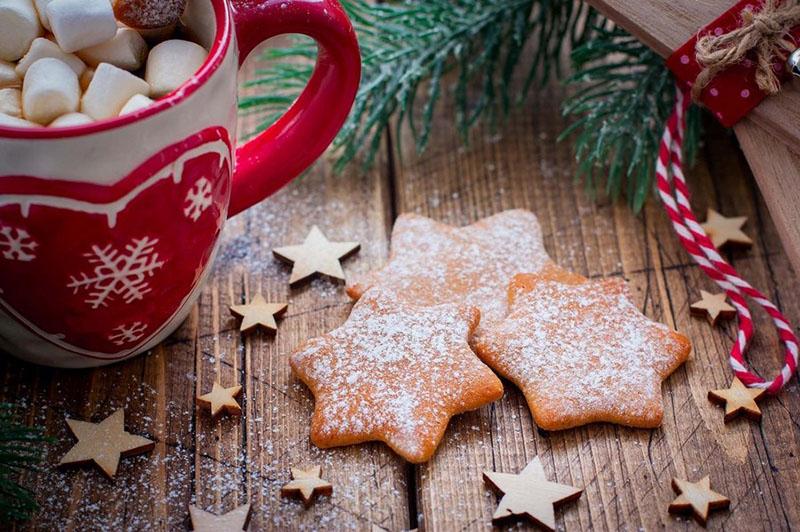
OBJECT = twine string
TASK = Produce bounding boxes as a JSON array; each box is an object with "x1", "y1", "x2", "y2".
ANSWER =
[{"x1": 692, "y1": 0, "x2": 800, "y2": 100}]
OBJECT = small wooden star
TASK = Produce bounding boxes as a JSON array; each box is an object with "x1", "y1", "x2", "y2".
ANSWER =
[
  {"x1": 483, "y1": 457, "x2": 583, "y2": 530},
  {"x1": 273, "y1": 226, "x2": 360, "y2": 285},
  {"x1": 230, "y1": 293, "x2": 287, "y2": 333},
  {"x1": 708, "y1": 377, "x2": 766, "y2": 422},
  {"x1": 189, "y1": 503, "x2": 251, "y2": 531},
  {"x1": 701, "y1": 209, "x2": 753, "y2": 249},
  {"x1": 58, "y1": 409, "x2": 154, "y2": 478},
  {"x1": 280, "y1": 465, "x2": 333, "y2": 507},
  {"x1": 690, "y1": 290, "x2": 736, "y2": 326},
  {"x1": 197, "y1": 382, "x2": 242, "y2": 418},
  {"x1": 669, "y1": 476, "x2": 730, "y2": 526}
]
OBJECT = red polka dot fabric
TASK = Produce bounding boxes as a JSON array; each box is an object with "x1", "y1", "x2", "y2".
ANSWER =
[{"x1": 667, "y1": 0, "x2": 800, "y2": 127}]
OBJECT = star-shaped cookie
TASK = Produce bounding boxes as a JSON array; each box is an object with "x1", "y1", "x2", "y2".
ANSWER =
[
  {"x1": 669, "y1": 476, "x2": 730, "y2": 526},
  {"x1": 347, "y1": 210, "x2": 550, "y2": 337},
  {"x1": 273, "y1": 226, "x2": 360, "y2": 285},
  {"x1": 475, "y1": 264, "x2": 691, "y2": 430},
  {"x1": 290, "y1": 289, "x2": 504, "y2": 463},
  {"x1": 197, "y1": 382, "x2": 242, "y2": 418},
  {"x1": 701, "y1": 209, "x2": 752, "y2": 249},
  {"x1": 189, "y1": 503, "x2": 251, "y2": 531},
  {"x1": 484, "y1": 456, "x2": 582, "y2": 530},
  {"x1": 59, "y1": 409, "x2": 154, "y2": 478}
]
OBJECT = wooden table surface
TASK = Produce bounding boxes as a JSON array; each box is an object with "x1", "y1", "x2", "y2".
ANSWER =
[{"x1": 5, "y1": 52, "x2": 800, "y2": 531}]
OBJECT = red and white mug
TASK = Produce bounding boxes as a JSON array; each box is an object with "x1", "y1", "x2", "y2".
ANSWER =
[{"x1": 0, "y1": 0, "x2": 361, "y2": 367}]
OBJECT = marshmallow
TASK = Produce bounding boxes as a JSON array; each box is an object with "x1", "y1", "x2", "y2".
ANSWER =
[
  {"x1": 0, "y1": 0, "x2": 42, "y2": 61},
  {"x1": 50, "y1": 111, "x2": 91, "y2": 126},
  {"x1": 79, "y1": 67, "x2": 94, "y2": 91},
  {"x1": 47, "y1": 0, "x2": 116, "y2": 53},
  {"x1": 0, "y1": 60, "x2": 20, "y2": 88},
  {"x1": 33, "y1": 0, "x2": 54, "y2": 29},
  {"x1": 0, "y1": 112, "x2": 39, "y2": 127},
  {"x1": 81, "y1": 62, "x2": 149, "y2": 119},
  {"x1": 118, "y1": 93, "x2": 152, "y2": 115},
  {"x1": 0, "y1": 88, "x2": 21, "y2": 117},
  {"x1": 145, "y1": 39, "x2": 206, "y2": 97},
  {"x1": 22, "y1": 57, "x2": 79, "y2": 124},
  {"x1": 15, "y1": 37, "x2": 85, "y2": 76},
  {"x1": 78, "y1": 27, "x2": 147, "y2": 71}
]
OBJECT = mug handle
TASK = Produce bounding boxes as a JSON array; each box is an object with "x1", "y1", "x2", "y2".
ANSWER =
[{"x1": 227, "y1": 0, "x2": 361, "y2": 217}]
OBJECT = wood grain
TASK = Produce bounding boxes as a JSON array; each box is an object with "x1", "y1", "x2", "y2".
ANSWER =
[
  {"x1": 2, "y1": 33, "x2": 800, "y2": 532},
  {"x1": 734, "y1": 120, "x2": 800, "y2": 283},
  {"x1": 390, "y1": 78, "x2": 800, "y2": 530},
  {"x1": 587, "y1": 0, "x2": 800, "y2": 293}
]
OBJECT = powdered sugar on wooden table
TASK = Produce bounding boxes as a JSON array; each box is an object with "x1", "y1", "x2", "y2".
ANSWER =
[{"x1": 19, "y1": 370, "x2": 408, "y2": 530}]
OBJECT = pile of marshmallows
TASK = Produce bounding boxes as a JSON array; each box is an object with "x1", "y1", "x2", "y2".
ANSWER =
[{"x1": 0, "y1": 0, "x2": 206, "y2": 128}]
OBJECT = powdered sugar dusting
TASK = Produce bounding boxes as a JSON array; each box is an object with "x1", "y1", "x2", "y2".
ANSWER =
[
  {"x1": 477, "y1": 276, "x2": 690, "y2": 430},
  {"x1": 15, "y1": 367, "x2": 409, "y2": 530},
  {"x1": 348, "y1": 210, "x2": 550, "y2": 334},
  {"x1": 291, "y1": 289, "x2": 503, "y2": 462}
]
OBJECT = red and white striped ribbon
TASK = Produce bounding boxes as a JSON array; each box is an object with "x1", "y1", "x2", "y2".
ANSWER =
[{"x1": 655, "y1": 85, "x2": 799, "y2": 393}]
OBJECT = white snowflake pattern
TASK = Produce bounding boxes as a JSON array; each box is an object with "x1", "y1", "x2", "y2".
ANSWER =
[
  {"x1": 108, "y1": 321, "x2": 147, "y2": 346},
  {"x1": 0, "y1": 225, "x2": 37, "y2": 261},
  {"x1": 183, "y1": 177, "x2": 213, "y2": 222},
  {"x1": 68, "y1": 236, "x2": 165, "y2": 309}
]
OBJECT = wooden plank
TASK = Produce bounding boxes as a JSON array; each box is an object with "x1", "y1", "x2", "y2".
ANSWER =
[
  {"x1": 735, "y1": 120, "x2": 800, "y2": 279},
  {"x1": 587, "y1": 0, "x2": 722, "y2": 57},
  {"x1": 390, "y1": 74, "x2": 800, "y2": 530},
  {"x1": 587, "y1": 0, "x2": 800, "y2": 276}
]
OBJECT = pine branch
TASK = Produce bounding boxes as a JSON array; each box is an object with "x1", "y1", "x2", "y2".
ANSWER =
[
  {"x1": 0, "y1": 404, "x2": 48, "y2": 522},
  {"x1": 240, "y1": 0, "x2": 703, "y2": 211},
  {"x1": 560, "y1": 24, "x2": 702, "y2": 212},
  {"x1": 241, "y1": 0, "x2": 592, "y2": 171}
]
